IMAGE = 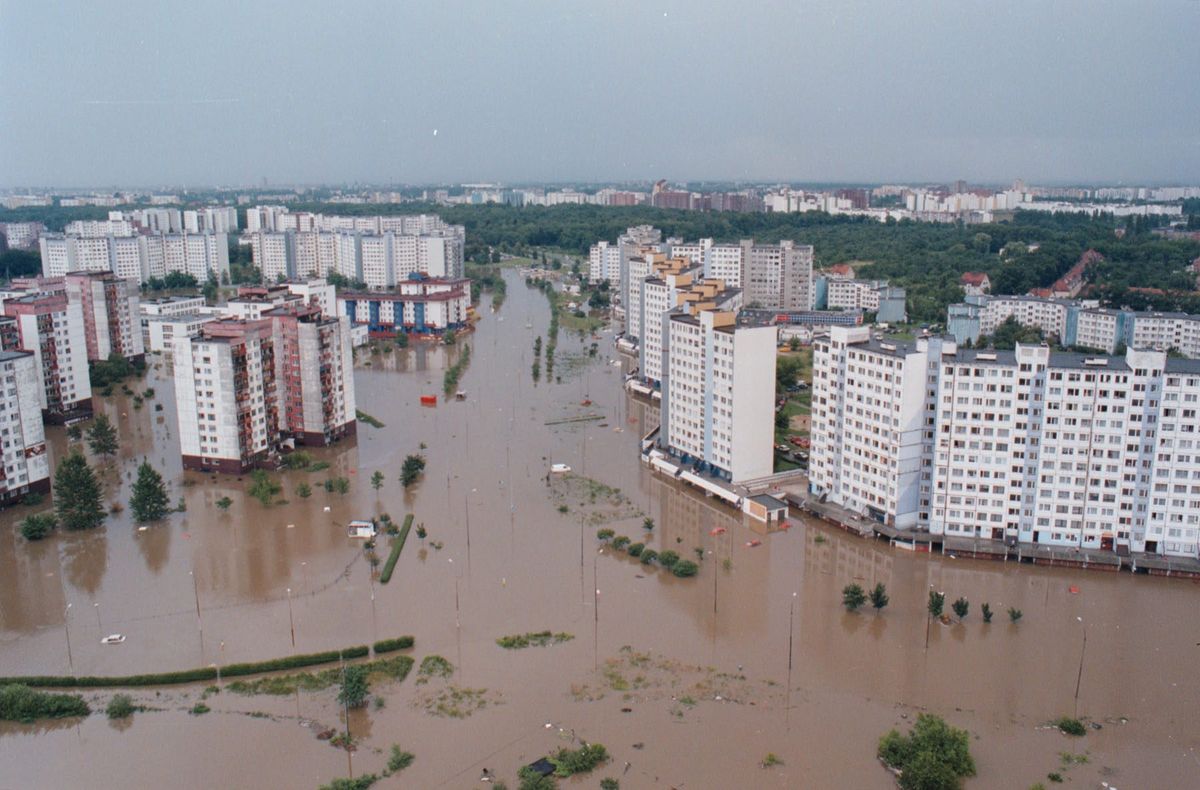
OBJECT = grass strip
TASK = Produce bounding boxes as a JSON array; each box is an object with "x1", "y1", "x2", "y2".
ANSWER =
[{"x1": 379, "y1": 515, "x2": 413, "y2": 584}]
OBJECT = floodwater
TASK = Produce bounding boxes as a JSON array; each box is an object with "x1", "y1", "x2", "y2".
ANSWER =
[{"x1": 1, "y1": 271, "x2": 1198, "y2": 789}]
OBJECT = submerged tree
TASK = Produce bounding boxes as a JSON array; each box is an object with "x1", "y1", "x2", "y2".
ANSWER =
[
  {"x1": 842, "y1": 583, "x2": 866, "y2": 611},
  {"x1": 401, "y1": 454, "x2": 426, "y2": 488},
  {"x1": 54, "y1": 452, "x2": 106, "y2": 531},
  {"x1": 87, "y1": 414, "x2": 119, "y2": 459},
  {"x1": 129, "y1": 460, "x2": 171, "y2": 522},
  {"x1": 869, "y1": 583, "x2": 890, "y2": 612}
]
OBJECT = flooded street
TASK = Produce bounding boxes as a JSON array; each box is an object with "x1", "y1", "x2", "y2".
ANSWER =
[{"x1": 2, "y1": 270, "x2": 1199, "y2": 789}]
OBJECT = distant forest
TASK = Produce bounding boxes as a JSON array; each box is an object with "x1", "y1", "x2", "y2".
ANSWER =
[{"x1": 4, "y1": 202, "x2": 1198, "y2": 324}]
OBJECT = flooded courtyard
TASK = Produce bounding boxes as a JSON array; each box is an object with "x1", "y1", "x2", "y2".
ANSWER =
[{"x1": 2, "y1": 271, "x2": 1198, "y2": 789}]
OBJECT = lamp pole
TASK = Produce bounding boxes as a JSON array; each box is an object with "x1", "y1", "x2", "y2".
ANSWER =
[
  {"x1": 93, "y1": 602, "x2": 101, "y2": 633},
  {"x1": 64, "y1": 603, "x2": 73, "y2": 672},
  {"x1": 1073, "y1": 616, "x2": 1087, "y2": 717},
  {"x1": 287, "y1": 587, "x2": 296, "y2": 649}
]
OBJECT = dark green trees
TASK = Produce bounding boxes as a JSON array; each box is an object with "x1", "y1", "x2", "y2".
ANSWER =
[
  {"x1": 54, "y1": 452, "x2": 105, "y2": 531},
  {"x1": 129, "y1": 460, "x2": 170, "y2": 522}
]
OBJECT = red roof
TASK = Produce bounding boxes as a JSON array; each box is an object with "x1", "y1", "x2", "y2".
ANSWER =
[
  {"x1": 960, "y1": 272, "x2": 989, "y2": 286},
  {"x1": 826, "y1": 263, "x2": 853, "y2": 276}
]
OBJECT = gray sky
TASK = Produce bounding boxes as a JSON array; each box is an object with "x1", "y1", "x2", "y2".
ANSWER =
[{"x1": 2, "y1": 0, "x2": 1198, "y2": 188}]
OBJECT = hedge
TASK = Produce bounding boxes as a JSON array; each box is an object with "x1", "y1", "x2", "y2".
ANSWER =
[
  {"x1": 372, "y1": 636, "x2": 415, "y2": 654},
  {"x1": 379, "y1": 514, "x2": 414, "y2": 584},
  {"x1": 0, "y1": 645, "x2": 370, "y2": 689}
]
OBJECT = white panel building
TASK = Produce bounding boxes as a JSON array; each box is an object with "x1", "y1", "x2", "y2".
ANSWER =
[
  {"x1": 810, "y1": 326, "x2": 1200, "y2": 559},
  {"x1": 0, "y1": 350, "x2": 51, "y2": 505}
]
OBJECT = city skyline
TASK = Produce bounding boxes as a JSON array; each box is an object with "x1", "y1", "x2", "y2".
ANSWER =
[{"x1": 2, "y1": 1, "x2": 1198, "y2": 187}]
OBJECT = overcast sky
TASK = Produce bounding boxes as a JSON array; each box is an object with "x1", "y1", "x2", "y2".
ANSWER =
[{"x1": 2, "y1": 0, "x2": 1197, "y2": 188}]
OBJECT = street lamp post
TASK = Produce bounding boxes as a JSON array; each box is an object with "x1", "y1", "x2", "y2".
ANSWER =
[
  {"x1": 1073, "y1": 616, "x2": 1087, "y2": 717},
  {"x1": 64, "y1": 603, "x2": 73, "y2": 672},
  {"x1": 286, "y1": 587, "x2": 296, "y2": 649},
  {"x1": 93, "y1": 602, "x2": 101, "y2": 633}
]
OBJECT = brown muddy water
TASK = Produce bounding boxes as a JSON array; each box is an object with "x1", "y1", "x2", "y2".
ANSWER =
[{"x1": 1, "y1": 271, "x2": 1198, "y2": 789}]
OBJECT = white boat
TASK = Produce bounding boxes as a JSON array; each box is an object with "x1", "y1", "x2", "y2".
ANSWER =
[
  {"x1": 101, "y1": 634, "x2": 126, "y2": 645},
  {"x1": 550, "y1": 463, "x2": 572, "y2": 474}
]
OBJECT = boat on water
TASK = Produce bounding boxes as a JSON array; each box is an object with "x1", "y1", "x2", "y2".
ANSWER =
[
  {"x1": 420, "y1": 394, "x2": 438, "y2": 406},
  {"x1": 550, "y1": 463, "x2": 572, "y2": 474},
  {"x1": 101, "y1": 634, "x2": 126, "y2": 645}
]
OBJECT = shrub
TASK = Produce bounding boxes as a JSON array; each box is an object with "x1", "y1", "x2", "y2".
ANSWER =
[
  {"x1": 952, "y1": 597, "x2": 969, "y2": 620},
  {"x1": 418, "y1": 655, "x2": 453, "y2": 679},
  {"x1": 280, "y1": 450, "x2": 314, "y2": 470},
  {"x1": 373, "y1": 636, "x2": 415, "y2": 654},
  {"x1": 627, "y1": 542, "x2": 645, "y2": 557},
  {"x1": 337, "y1": 666, "x2": 370, "y2": 709},
  {"x1": 611, "y1": 535, "x2": 630, "y2": 551},
  {"x1": 1008, "y1": 607, "x2": 1023, "y2": 623},
  {"x1": 842, "y1": 583, "x2": 866, "y2": 611},
  {"x1": 496, "y1": 632, "x2": 574, "y2": 649},
  {"x1": 386, "y1": 745, "x2": 414, "y2": 773},
  {"x1": 1053, "y1": 717, "x2": 1087, "y2": 737},
  {"x1": 106, "y1": 694, "x2": 135, "y2": 719},
  {"x1": 642, "y1": 518, "x2": 655, "y2": 531},
  {"x1": 877, "y1": 713, "x2": 975, "y2": 790},
  {"x1": 320, "y1": 774, "x2": 379, "y2": 790},
  {"x1": 248, "y1": 470, "x2": 282, "y2": 506},
  {"x1": 761, "y1": 753, "x2": 783, "y2": 767},
  {"x1": 981, "y1": 603, "x2": 993, "y2": 623},
  {"x1": 640, "y1": 549, "x2": 658, "y2": 565},
  {"x1": 600, "y1": 780, "x2": 619, "y2": 790},
  {"x1": 928, "y1": 591, "x2": 945, "y2": 618},
  {"x1": 596, "y1": 528, "x2": 615, "y2": 541},
  {"x1": 1047, "y1": 773, "x2": 1063, "y2": 783},
  {"x1": 658, "y1": 550, "x2": 680, "y2": 569},
  {"x1": 189, "y1": 702, "x2": 210, "y2": 715},
  {"x1": 671, "y1": 560, "x2": 699, "y2": 578},
  {"x1": 215, "y1": 496, "x2": 233, "y2": 510},
  {"x1": 401, "y1": 455, "x2": 426, "y2": 487},
  {"x1": 0, "y1": 684, "x2": 89, "y2": 722},
  {"x1": 549, "y1": 743, "x2": 608, "y2": 777},
  {"x1": 20, "y1": 513, "x2": 55, "y2": 541},
  {"x1": 295, "y1": 483, "x2": 312, "y2": 498}
]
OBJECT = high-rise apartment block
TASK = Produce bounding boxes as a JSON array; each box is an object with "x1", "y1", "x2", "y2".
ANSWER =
[
  {"x1": 0, "y1": 222, "x2": 45, "y2": 250},
  {"x1": 811, "y1": 326, "x2": 1200, "y2": 559},
  {"x1": 0, "y1": 350, "x2": 51, "y2": 505},
  {"x1": 659, "y1": 289, "x2": 776, "y2": 484},
  {"x1": 39, "y1": 231, "x2": 229, "y2": 284},
  {"x1": 249, "y1": 227, "x2": 464, "y2": 286},
  {"x1": 174, "y1": 306, "x2": 355, "y2": 473},
  {"x1": 1, "y1": 292, "x2": 92, "y2": 421},
  {"x1": 63, "y1": 272, "x2": 144, "y2": 363}
]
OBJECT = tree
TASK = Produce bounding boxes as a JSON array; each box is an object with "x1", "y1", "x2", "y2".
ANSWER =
[
  {"x1": 842, "y1": 583, "x2": 866, "y2": 611},
  {"x1": 671, "y1": 560, "x2": 698, "y2": 577},
  {"x1": 54, "y1": 452, "x2": 106, "y2": 531},
  {"x1": 980, "y1": 603, "x2": 993, "y2": 623},
  {"x1": 129, "y1": 460, "x2": 171, "y2": 522},
  {"x1": 87, "y1": 414, "x2": 119, "y2": 458},
  {"x1": 216, "y1": 496, "x2": 233, "y2": 510},
  {"x1": 394, "y1": 332, "x2": 408, "y2": 349},
  {"x1": 951, "y1": 597, "x2": 969, "y2": 620},
  {"x1": 1008, "y1": 607, "x2": 1023, "y2": 623},
  {"x1": 337, "y1": 665, "x2": 369, "y2": 709},
  {"x1": 66, "y1": 424, "x2": 83, "y2": 442},
  {"x1": 20, "y1": 513, "x2": 56, "y2": 541},
  {"x1": 442, "y1": 329, "x2": 457, "y2": 345},
  {"x1": 642, "y1": 517, "x2": 654, "y2": 531},
  {"x1": 296, "y1": 483, "x2": 312, "y2": 498},
  {"x1": 371, "y1": 471, "x2": 385, "y2": 491},
  {"x1": 928, "y1": 591, "x2": 945, "y2": 619},
  {"x1": 106, "y1": 694, "x2": 135, "y2": 719},
  {"x1": 657, "y1": 550, "x2": 680, "y2": 569},
  {"x1": 401, "y1": 454, "x2": 426, "y2": 488},
  {"x1": 247, "y1": 470, "x2": 282, "y2": 506},
  {"x1": 869, "y1": 583, "x2": 889, "y2": 611}
]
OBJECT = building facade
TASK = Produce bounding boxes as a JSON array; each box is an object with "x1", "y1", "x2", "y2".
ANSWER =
[
  {"x1": 0, "y1": 350, "x2": 51, "y2": 505},
  {"x1": 338, "y1": 276, "x2": 470, "y2": 336},
  {"x1": 64, "y1": 272, "x2": 144, "y2": 362},
  {"x1": 2, "y1": 293, "x2": 92, "y2": 421},
  {"x1": 811, "y1": 326, "x2": 1200, "y2": 559}
]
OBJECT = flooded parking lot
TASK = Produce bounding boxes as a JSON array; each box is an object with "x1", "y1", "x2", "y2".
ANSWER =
[{"x1": 2, "y1": 271, "x2": 1198, "y2": 789}]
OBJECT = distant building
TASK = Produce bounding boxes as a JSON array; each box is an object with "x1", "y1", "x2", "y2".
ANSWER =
[
  {"x1": 0, "y1": 222, "x2": 45, "y2": 250},
  {"x1": 39, "y1": 231, "x2": 229, "y2": 284},
  {"x1": 959, "y1": 271, "x2": 991, "y2": 296}
]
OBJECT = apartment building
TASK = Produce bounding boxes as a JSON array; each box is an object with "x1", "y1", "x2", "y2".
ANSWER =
[
  {"x1": 660, "y1": 300, "x2": 775, "y2": 484},
  {"x1": 587, "y1": 241, "x2": 621, "y2": 284},
  {"x1": 0, "y1": 350, "x2": 51, "y2": 505},
  {"x1": 810, "y1": 326, "x2": 1200, "y2": 559},
  {"x1": 744, "y1": 240, "x2": 814, "y2": 312},
  {"x1": 249, "y1": 228, "x2": 464, "y2": 286},
  {"x1": 39, "y1": 231, "x2": 229, "y2": 284},
  {"x1": 338, "y1": 276, "x2": 470, "y2": 336},
  {"x1": 949, "y1": 294, "x2": 1200, "y2": 358},
  {"x1": 174, "y1": 308, "x2": 355, "y2": 472},
  {"x1": 2, "y1": 292, "x2": 92, "y2": 421},
  {"x1": 639, "y1": 257, "x2": 706, "y2": 386},
  {"x1": 0, "y1": 222, "x2": 44, "y2": 250},
  {"x1": 64, "y1": 272, "x2": 144, "y2": 363}
]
